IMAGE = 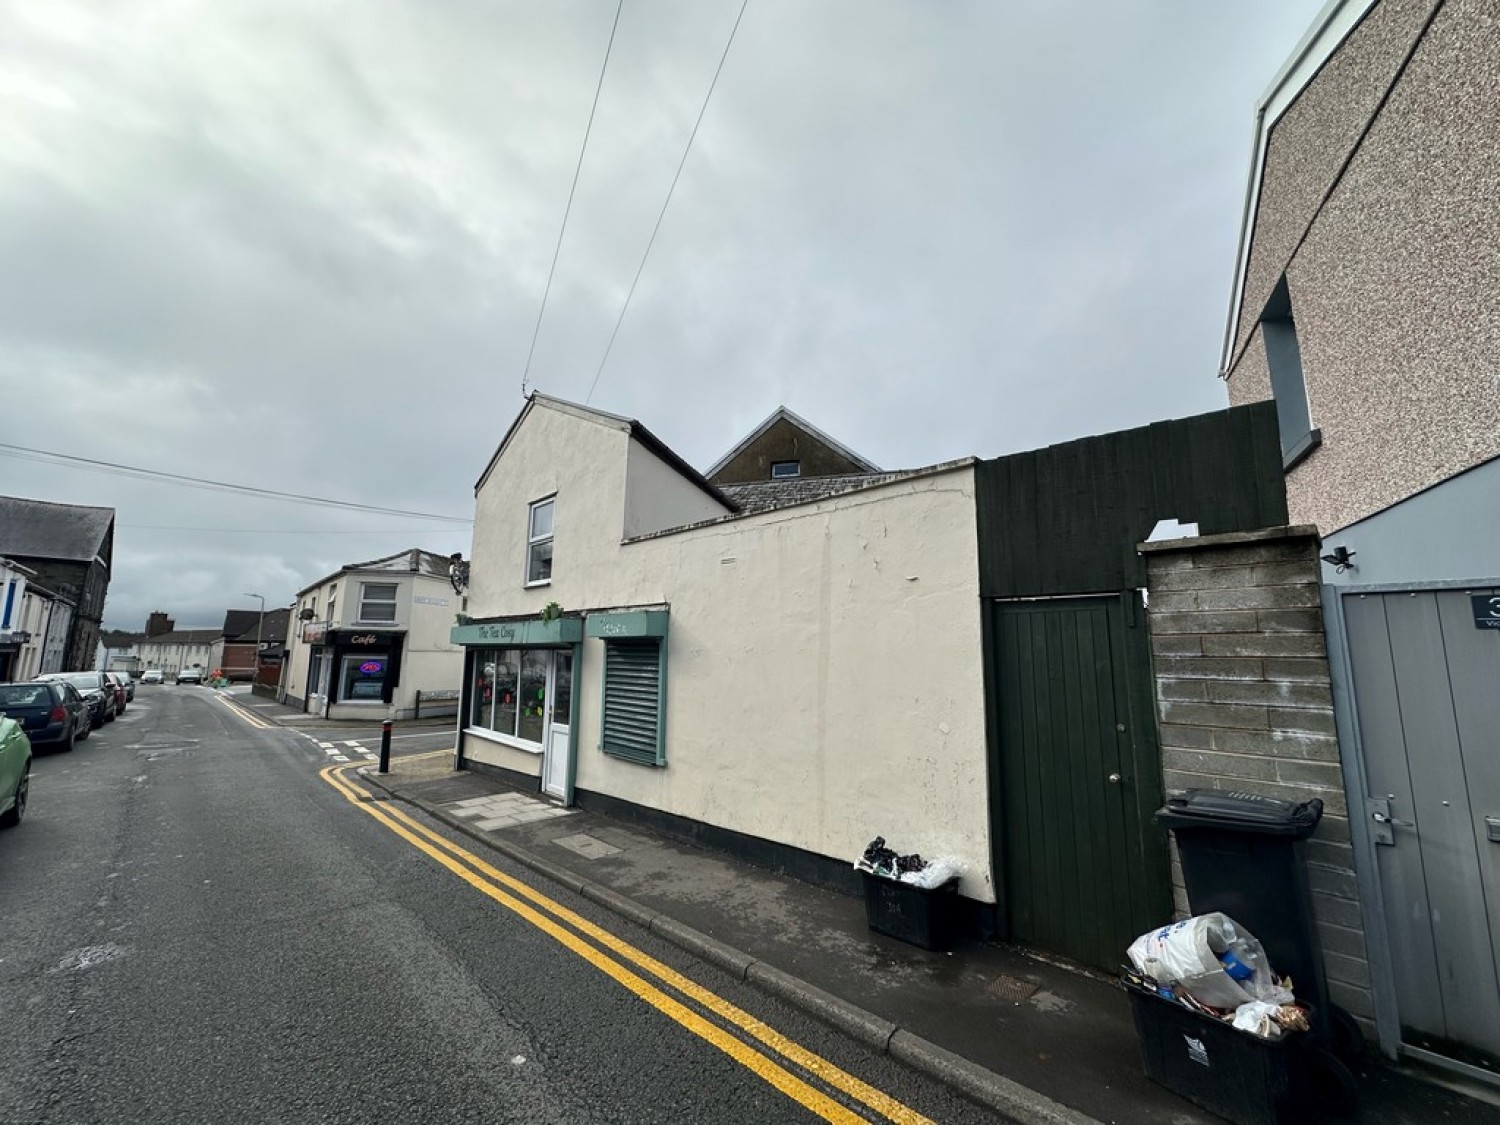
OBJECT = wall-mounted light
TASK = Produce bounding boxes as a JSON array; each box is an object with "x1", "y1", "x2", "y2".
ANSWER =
[{"x1": 1319, "y1": 545, "x2": 1357, "y2": 573}]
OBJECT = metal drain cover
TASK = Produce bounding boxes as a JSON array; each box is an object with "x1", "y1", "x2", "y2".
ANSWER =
[{"x1": 986, "y1": 974, "x2": 1040, "y2": 1003}]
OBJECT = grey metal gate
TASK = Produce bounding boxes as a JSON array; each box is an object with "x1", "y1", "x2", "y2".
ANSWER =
[{"x1": 1344, "y1": 588, "x2": 1500, "y2": 1070}]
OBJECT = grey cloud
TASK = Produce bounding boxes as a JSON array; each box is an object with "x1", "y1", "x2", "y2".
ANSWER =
[{"x1": 0, "y1": 0, "x2": 1323, "y2": 630}]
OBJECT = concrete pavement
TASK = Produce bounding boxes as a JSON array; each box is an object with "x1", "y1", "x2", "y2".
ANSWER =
[{"x1": 362, "y1": 753, "x2": 1500, "y2": 1125}]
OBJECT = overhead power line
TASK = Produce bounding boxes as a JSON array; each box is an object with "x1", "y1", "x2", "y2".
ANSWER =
[
  {"x1": 586, "y1": 0, "x2": 750, "y2": 405},
  {"x1": 520, "y1": 0, "x2": 627, "y2": 398},
  {"x1": 0, "y1": 443, "x2": 472, "y2": 523}
]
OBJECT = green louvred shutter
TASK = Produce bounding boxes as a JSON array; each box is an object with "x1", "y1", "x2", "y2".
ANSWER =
[{"x1": 602, "y1": 641, "x2": 663, "y2": 765}]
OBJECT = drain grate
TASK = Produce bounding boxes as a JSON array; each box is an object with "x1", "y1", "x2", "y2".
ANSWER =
[{"x1": 986, "y1": 974, "x2": 1040, "y2": 1003}]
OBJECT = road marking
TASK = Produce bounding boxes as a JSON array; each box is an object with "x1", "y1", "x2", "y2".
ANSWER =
[
  {"x1": 331, "y1": 754, "x2": 349, "y2": 761},
  {"x1": 323, "y1": 765, "x2": 932, "y2": 1125},
  {"x1": 214, "y1": 695, "x2": 274, "y2": 730}
]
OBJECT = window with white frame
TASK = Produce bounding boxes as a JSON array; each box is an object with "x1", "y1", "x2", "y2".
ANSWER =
[
  {"x1": 526, "y1": 497, "x2": 554, "y2": 585},
  {"x1": 357, "y1": 582, "x2": 398, "y2": 623},
  {"x1": 468, "y1": 647, "x2": 549, "y2": 745}
]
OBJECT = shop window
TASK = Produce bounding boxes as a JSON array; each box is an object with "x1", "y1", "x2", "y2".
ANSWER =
[
  {"x1": 469, "y1": 647, "x2": 538, "y2": 745},
  {"x1": 339, "y1": 654, "x2": 387, "y2": 701},
  {"x1": 526, "y1": 498, "x2": 554, "y2": 585},
  {"x1": 600, "y1": 639, "x2": 665, "y2": 766},
  {"x1": 358, "y1": 583, "x2": 398, "y2": 623}
]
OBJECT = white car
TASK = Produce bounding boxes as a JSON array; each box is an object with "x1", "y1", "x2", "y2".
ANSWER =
[
  {"x1": 140, "y1": 670, "x2": 164, "y2": 684},
  {"x1": 175, "y1": 668, "x2": 203, "y2": 685}
]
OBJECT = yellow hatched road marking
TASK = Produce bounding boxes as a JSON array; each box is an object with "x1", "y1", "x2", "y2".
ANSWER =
[{"x1": 322, "y1": 765, "x2": 935, "y2": 1125}]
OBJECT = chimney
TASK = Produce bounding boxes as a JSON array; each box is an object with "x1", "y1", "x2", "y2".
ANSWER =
[{"x1": 146, "y1": 611, "x2": 175, "y2": 637}]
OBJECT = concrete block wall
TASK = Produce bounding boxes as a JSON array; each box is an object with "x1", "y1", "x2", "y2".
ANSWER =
[{"x1": 1140, "y1": 526, "x2": 1374, "y2": 1030}]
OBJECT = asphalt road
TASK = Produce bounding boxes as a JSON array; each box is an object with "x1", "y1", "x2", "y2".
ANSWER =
[{"x1": 0, "y1": 686, "x2": 1001, "y2": 1124}]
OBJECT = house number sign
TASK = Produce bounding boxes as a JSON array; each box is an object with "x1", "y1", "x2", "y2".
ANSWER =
[{"x1": 1472, "y1": 594, "x2": 1500, "y2": 630}]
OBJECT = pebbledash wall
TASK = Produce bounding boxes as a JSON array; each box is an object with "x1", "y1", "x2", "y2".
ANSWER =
[
  {"x1": 1140, "y1": 527, "x2": 1374, "y2": 1030},
  {"x1": 462, "y1": 399, "x2": 995, "y2": 903}
]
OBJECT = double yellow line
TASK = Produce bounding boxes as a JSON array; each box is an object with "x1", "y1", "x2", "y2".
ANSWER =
[
  {"x1": 321, "y1": 765, "x2": 935, "y2": 1125},
  {"x1": 217, "y1": 694, "x2": 274, "y2": 729}
]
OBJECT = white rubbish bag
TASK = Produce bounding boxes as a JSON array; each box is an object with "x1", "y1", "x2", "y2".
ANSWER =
[
  {"x1": 1127, "y1": 913, "x2": 1292, "y2": 1011},
  {"x1": 899, "y1": 856, "x2": 963, "y2": 889}
]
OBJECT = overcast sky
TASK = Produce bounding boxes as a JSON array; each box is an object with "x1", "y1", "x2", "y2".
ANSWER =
[{"x1": 0, "y1": 0, "x2": 1322, "y2": 631}]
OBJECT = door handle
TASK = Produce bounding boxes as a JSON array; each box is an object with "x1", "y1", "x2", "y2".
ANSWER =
[{"x1": 1367, "y1": 796, "x2": 1412, "y2": 846}]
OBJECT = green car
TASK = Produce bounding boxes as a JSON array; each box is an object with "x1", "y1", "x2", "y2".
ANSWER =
[{"x1": 0, "y1": 716, "x2": 31, "y2": 829}]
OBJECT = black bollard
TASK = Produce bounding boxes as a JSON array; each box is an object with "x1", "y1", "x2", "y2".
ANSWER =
[{"x1": 379, "y1": 718, "x2": 392, "y2": 774}]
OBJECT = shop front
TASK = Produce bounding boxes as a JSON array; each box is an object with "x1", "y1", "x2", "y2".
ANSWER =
[
  {"x1": 453, "y1": 616, "x2": 582, "y2": 801},
  {"x1": 307, "y1": 627, "x2": 405, "y2": 719}
]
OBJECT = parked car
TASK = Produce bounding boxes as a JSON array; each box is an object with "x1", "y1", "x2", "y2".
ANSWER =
[
  {"x1": 141, "y1": 669, "x2": 164, "y2": 684},
  {"x1": 0, "y1": 716, "x2": 30, "y2": 828},
  {"x1": 104, "y1": 671, "x2": 131, "y2": 711},
  {"x1": 36, "y1": 671, "x2": 116, "y2": 727},
  {"x1": 0, "y1": 681, "x2": 89, "y2": 751},
  {"x1": 175, "y1": 668, "x2": 204, "y2": 685},
  {"x1": 108, "y1": 672, "x2": 135, "y2": 702}
]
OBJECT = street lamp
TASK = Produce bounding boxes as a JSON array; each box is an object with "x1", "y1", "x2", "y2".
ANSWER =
[{"x1": 243, "y1": 593, "x2": 265, "y2": 685}]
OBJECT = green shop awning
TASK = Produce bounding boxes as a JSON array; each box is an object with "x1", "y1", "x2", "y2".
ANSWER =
[
  {"x1": 451, "y1": 616, "x2": 583, "y2": 647},
  {"x1": 585, "y1": 609, "x2": 669, "y2": 639}
]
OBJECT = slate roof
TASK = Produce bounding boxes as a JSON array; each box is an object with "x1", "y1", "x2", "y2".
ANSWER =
[
  {"x1": 297, "y1": 547, "x2": 460, "y2": 597},
  {"x1": 718, "y1": 471, "x2": 924, "y2": 514},
  {"x1": 226, "y1": 607, "x2": 290, "y2": 644},
  {"x1": 139, "y1": 629, "x2": 221, "y2": 646},
  {"x1": 0, "y1": 495, "x2": 115, "y2": 562},
  {"x1": 222, "y1": 609, "x2": 261, "y2": 638}
]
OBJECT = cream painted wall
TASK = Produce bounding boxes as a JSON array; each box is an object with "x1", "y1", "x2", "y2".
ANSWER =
[
  {"x1": 469, "y1": 403, "x2": 633, "y2": 620},
  {"x1": 623, "y1": 437, "x2": 731, "y2": 538},
  {"x1": 469, "y1": 401, "x2": 992, "y2": 900},
  {"x1": 463, "y1": 731, "x2": 543, "y2": 778}
]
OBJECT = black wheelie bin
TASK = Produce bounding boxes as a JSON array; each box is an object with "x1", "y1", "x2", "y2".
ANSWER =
[{"x1": 1155, "y1": 789, "x2": 1360, "y2": 1115}]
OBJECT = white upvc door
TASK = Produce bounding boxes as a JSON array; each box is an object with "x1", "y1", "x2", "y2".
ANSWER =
[{"x1": 541, "y1": 651, "x2": 573, "y2": 800}]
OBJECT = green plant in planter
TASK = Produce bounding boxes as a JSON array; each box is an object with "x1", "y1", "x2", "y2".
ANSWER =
[{"x1": 540, "y1": 602, "x2": 563, "y2": 624}]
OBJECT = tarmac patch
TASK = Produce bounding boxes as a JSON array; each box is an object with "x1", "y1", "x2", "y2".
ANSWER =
[
  {"x1": 1027, "y1": 988, "x2": 1075, "y2": 1014},
  {"x1": 50, "y1": 943, "x2": 127, "y2": 973},
  {"x1": 551, "y1": 833, "x2": 622, "y2": 860}
]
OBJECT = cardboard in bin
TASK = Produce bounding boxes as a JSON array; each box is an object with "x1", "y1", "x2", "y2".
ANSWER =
[
  {"x1": 861, "y1": 872, "x2": 960, "y2": 951},
  {"x1": 1126, "y1": 982, "x2": 1303, "y2": 1125}
]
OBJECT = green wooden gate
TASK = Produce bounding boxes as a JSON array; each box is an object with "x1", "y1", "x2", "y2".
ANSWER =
[{"x1": 990, "y1": 595, "x2": 1171, "y2": 971}]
